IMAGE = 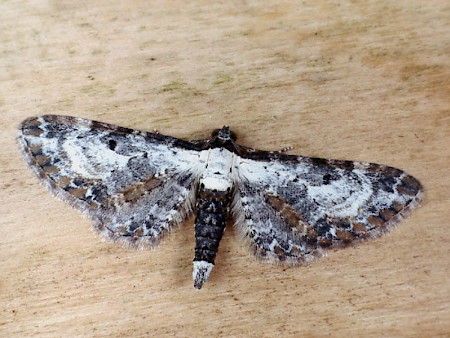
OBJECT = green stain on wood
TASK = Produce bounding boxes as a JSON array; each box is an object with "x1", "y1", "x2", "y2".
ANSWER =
[{"x1": 158, "y1": 81, "x2": 203, "y2": 96}]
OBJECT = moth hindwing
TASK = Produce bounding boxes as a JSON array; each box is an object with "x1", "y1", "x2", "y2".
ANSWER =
[{"x1": 18, "y1": 115, "x2": 423, "y2": 289}]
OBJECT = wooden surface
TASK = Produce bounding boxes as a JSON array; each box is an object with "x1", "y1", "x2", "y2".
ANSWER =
[{"x1": 1, "y1": 1, "x2": 449, "y2": 336}]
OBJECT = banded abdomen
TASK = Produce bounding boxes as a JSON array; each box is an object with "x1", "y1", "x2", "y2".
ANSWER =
[{"x1": 192, "y1": 148, "x2": 234, "y2": 289}]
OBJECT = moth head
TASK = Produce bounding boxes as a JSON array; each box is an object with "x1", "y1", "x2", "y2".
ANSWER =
[{"x1": 211, "y1": 126, "x2": 237, "y2": 143}]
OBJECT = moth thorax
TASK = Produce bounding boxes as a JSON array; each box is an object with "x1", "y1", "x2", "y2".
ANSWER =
[{"x1": 200, "y1": 148, "x2": 234, "y2": 192}]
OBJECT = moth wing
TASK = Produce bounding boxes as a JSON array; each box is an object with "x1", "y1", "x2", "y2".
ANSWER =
[
  {"x1": 232, "y1": 151, "x2": 423, "y2": 263},
  {"x1": 18, "y1": 115, "x2": 202, "y2": 247}
]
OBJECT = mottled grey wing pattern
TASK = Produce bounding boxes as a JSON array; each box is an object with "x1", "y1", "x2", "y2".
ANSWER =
[
  {"x1": 18, "y1": 115, "x2": 423, "y2": 286},
  {"x1": 18, "y1": 115, "x2": 201, "y2": 247},
  {"x1": 233, "y1": 149, "x2": 423, "y2": 263}
]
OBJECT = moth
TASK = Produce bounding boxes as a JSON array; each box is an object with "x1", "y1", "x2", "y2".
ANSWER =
[{"x1": 18, "y1": 115, "x2": 423, "y2": 289}]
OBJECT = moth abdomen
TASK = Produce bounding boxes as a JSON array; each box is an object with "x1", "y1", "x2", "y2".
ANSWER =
[
  {"x1": 192, "y1": 186, "x2": 232, "y2": 289},
  {"x1": 194, "y1": 198, "x2": 229, "y2": 263}
]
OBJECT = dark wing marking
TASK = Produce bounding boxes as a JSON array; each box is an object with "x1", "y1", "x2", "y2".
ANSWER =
[
  {"x1": 232, "y1": 151, "x2": 423, "y2": 263},
  {"x1": 18, "y1": 115, "x2": 202, "y2": 247}
]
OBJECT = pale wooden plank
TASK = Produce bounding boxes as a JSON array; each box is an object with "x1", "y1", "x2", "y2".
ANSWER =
[{"x1": 1, "y1": 1, "x2": 449, "y2": 336}]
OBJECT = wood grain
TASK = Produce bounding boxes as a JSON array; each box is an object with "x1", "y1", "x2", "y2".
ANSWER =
[{"x1": 1, "y1": 1, "x2": 449, "y2": 336}]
